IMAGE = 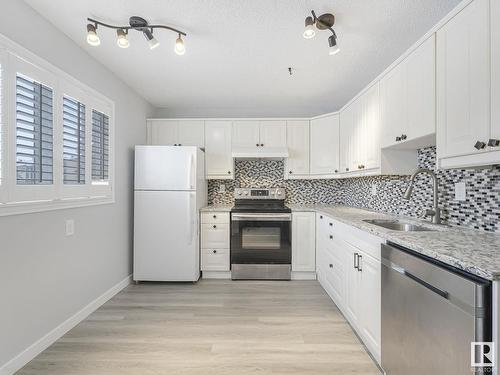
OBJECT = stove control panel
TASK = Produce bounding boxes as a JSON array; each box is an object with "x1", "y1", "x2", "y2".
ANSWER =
[{"x1": 234, "y1": 188, "x2": 286, "y2": 200}]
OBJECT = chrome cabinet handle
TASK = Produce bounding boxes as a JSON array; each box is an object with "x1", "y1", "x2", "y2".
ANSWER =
[
  {"x1": 488, "y1": 139, "x2": 500, "y2": 147},
  {"x1": 474, "y1": 141, "x2": 486, "y2": 150},
  {"x1": 358, "y1": 254, "x2": 363, "y2": 272},
  {"x1": 354, "y1": 253, "x2": 359, "y2": 269}
]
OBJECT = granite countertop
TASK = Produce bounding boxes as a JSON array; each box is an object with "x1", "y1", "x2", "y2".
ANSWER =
[
  {"x1": 290, "y1": 204, "x2": 500, "y2": 281},
  {"x1": 200, "y1": 204, "x2": 233, "y2": 212}
]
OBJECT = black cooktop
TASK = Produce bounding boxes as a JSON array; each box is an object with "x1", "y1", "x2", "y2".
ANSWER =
[{"x1": 231, "y1": 199, "x2": 291, "y2": 213}]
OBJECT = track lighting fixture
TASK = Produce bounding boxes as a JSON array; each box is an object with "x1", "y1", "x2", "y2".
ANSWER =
[
  {"x1": 86, "y1": 16, "x2": 186, "y2": 54},
  {"x1": 303, "y1": 10, "x2": 340, "y2": 56},
  {"x1": 86, "y1": 23, "x2": 100, "y2": 46},
  {"x1": 116, "y1": 29, "x2": 129, "y2": 48}
]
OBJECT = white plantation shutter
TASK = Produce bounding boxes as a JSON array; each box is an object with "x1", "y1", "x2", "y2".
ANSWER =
[
  {"x1": 63, "y1": 96, "x2": 85, "y2": 184},
  {"x1": 15, "y1": 73, "x2": 53, "y2": 185},
  {"x1": 91, "y1": 109, "x2": 109, "y2": 182}
]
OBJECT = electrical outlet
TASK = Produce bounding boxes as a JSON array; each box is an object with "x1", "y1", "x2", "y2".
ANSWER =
[
  {"x1": 371, "y1": 183, "x2": 377, "y2": 196},
  {"x1": 454, "y1": 182, "x2": 466, "y2": 201},
  {"x1": 65, "y1": 219, "x2": 75, "y2": 236},
  {"x1": 219, "y1": 184, "x2": 226, "y2": 193}
]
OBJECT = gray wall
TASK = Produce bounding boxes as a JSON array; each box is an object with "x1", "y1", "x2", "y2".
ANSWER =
[{"x1": 0, "y1": 0, "x2": 153, "y2": 368}]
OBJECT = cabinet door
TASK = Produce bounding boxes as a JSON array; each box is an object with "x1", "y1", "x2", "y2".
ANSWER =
[
  {"x1": 149, "y1": 120, "x2": 178, "y2": 145},
  {"x1": 350, "y1": 99, "x2": 364, "y2": 172},
  {"x1": 310, "y1": 114, "x2": 339, "y2": 175},
  {"x1": 201, "y1": 224, "x2": 230, "y2": 249},
  {"x1": 363, "y1": 84, "x2": 381, "y2": 170},
  {"x1": 205, "y1": 121, "x2": 233, "y2": 178},
  {"x1": 492, "y1": 0, "x2": 500, "y2": 142},
  {"x1": 343, "y1": 242, "x2": 361, "y2": 328},
  {"x1": 437, "y1": 0, "x2": 490, "y2": 159},
  {"x1": 232, "y1": 121, "x2": 260, "y2": 148},
  {"x1": 406, "y1": 36, "x2": 436, "y2": 141},
  {"x1": 380, "y1": 63, "x2": 405, "y2": 148},
  {"x1": 201, "y1": 249, "x2": 229, "y2": 271},
  {"x1": 177, "y1": 120, "x2": 205, "y2": 147},
  {"x1": 339, "y1": 105, "x2": 354, "y2": 173},
  {"x1": 259, "y1": 121, "x2": 287, "y2": 148},
  {"x1": 358, "y1": 252, "x2": 381, "y2": 362},
  {"x1": 292, "y1": 212, "x2": 316, "y2": 272},
  {"x1": 286, "y1": 120, "x2": 310, "y2": 176}
]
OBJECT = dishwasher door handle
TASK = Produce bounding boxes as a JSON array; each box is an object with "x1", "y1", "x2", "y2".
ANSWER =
[{"x1": 403, "y1": 270, "x2": 449, "y2": 300}]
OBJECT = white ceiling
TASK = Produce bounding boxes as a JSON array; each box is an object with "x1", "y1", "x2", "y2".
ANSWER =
[{"x1": 24, "y1": 0, "x2": 461, "y2": 117}]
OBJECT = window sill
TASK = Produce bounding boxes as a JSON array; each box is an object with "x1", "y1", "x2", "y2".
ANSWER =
[{"x1": 0, "y1": 196, "x2": 114, "y2": 217}]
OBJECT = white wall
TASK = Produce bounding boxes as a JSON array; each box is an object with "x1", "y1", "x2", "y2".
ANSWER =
[{"x1": 0, "y1": 0, "x2": 154, "y2": 371}]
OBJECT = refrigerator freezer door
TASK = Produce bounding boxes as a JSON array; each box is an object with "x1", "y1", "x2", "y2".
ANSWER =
[
  {"x1": 134, "y1": 190, "x2": 199, "y2": 281},
  {"x1": 135, "y1": 145, "x2": 198, "y2": 191}
]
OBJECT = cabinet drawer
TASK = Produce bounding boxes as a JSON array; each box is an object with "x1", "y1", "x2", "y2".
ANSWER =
[
  {"x1": 201, "y1": 249, "x2": 229, "y2": 271},
  {"x1": 201, "y1": 224, "x2": 230, "y2": 248},
  {"x1": 201, "y1": 212, "x2": 230, "y2": 224}
]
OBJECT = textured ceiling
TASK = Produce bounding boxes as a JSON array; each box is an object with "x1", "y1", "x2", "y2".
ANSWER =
[{"x1": 24, "y1": 0, "x2": 461, "y2": 117}]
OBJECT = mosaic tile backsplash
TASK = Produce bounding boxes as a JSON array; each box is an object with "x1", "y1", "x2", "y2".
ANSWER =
[{"x1": 208, "y1": 147, "x2": 500, "y2": 232}]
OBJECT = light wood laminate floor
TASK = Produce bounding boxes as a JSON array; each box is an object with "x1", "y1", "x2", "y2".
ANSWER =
[{"x1": 18, "y1": 280, "x2": 381, "y2": 374}]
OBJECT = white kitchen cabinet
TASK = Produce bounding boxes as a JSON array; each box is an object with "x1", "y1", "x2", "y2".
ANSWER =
[
  {"x1": 285, "y1": 120, "x2": 310, "y2": 177},
  {"x1": 232, "y1": 121, "x2": 260, "y2": 148},
  {"x1": 201, "y1": 223, "x2": 230, "y2": 249},
  {"x1": 339, "y1": 104, "x2": 354, "y2": 173},
  {"x1": 201, "y1": 249, "x2": 229, "y2": 271},
  {"x1": 380, "y1": 36, "x2": 435, "y2": 149},
  {"x1": 492, "y1": 0, "x2": 500, "y2": 144},
  {"x1": 205, "y1": 121, "x2": 233, "y2": 179},
  {"x1": 291, "y1": 212, "x2": 315, "y2": 272},
  {"x1": 310, "y1": 114, "x2": 340, "y2": 176},
  {"x1": 436, "y1": 0, "x2": 491, "y2": 161},
  {"x1": 148, "y1": 120, "x2": 205, "y2": 147},
  {"x1": 232, "y1": 120, "x2": 286, "y2": 149},
  {"x1": 200, "y1": 211, "x2": 230, "y2": 275}
]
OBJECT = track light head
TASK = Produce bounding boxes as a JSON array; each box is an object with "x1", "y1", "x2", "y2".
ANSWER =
[
  {"x1": 86, "y1": 23, "x2": 100, "y2": 46},
  {"x1": 143, "y1": 29, "x2": 160, "y2": 50},
  {"x1": 303, "y1": 16, "x2": 316, "y2": 39},
  {"x1": 116, "y1": 29, "x2": 129, "y2": 48},
  {"x1": 175, "y1": 34, "x2": 185, "y2": 55},
  {"x1": 328, "y1": 34, "x2": 340, "y2": 55}
]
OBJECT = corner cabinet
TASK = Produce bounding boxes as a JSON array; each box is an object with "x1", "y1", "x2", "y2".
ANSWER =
[
  {"x1": 310, "y1": 114, "x2": 340, "y2": 177},
  {"x1": 147, "y1": 119, "x2": 205, "y2": 148},
  {"x1": 205, "y1": 121, "x2": 234, "y2": 179},
  {"x1": 437, "y1": 0, "x2": 500, "y2": 168}
]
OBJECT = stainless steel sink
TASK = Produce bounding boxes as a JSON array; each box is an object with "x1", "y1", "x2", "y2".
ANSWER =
[{"x1": 363, "y1": 219, "x2": 435, "y2": 232}]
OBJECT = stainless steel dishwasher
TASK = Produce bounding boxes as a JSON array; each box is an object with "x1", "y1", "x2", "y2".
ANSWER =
[{"x1": 381, "y1": 242, "x2": 491, "y2": 375}]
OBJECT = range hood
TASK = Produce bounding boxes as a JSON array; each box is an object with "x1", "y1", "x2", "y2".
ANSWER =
[{"x1": 232, "y1": 147, "x2": 289, "y2": 159}]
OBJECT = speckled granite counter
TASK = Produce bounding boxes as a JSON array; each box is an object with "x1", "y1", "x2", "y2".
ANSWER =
[
  {"x1": 200, "y1": 204, "x2": 233, "y2": 212},
  {"x1": 289, "y1": 204, "x2": 500, "y2": 281}
]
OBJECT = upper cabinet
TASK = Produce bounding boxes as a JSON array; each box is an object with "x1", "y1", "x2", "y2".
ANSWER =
[
  {"x1": 436, "y1": 0, "x2": 499, "y2": 168},
  {"x1": 232, "y1": 120, "x2": 286, "y2": 149},
  {"x1": 205, "y1": 121, "x2": 233, "y2": 179},
  {"x1": 492, "y1": 0, "x2": 500, "y2": 145},
  {"x1": 310, "y1": 114, "x2": 340, "y2": 176},
  {"x1": 285, "y1": 120, "x2": 310, "y2": 177},
  {"x1": 380, "y1": 36, "x2": 436, "y2": 149},
  {"x1": 147, "y1": 120, "x2": 205, "y2": 148}
]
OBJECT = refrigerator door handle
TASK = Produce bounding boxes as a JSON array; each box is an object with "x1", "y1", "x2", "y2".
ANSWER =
[
  {"x1": 188, "y1": 153, "x2": 195, "y2": 190},
  {"x1": 187, "y1": 192, "x2": 194, "y2": 245}
]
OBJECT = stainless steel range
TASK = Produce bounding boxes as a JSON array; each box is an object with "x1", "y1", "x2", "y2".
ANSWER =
[{"x1": 230, "y1": 188, "x2": 291, "y2": 280}]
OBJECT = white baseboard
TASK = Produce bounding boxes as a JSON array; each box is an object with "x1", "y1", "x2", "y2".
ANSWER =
[
  {"x1": 291, "y1": 271, "x2": 317, "y2": 280},
  {"x1": 202, "y1": 271, "x2": 231, "y2": 279},
  {"x1": 0, "y1": 275, "x2": 132, "y2": 375}
]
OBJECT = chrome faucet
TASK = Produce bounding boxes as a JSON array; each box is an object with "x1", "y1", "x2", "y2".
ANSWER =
[{"x1": 403, "y1": 168, "x2": 441, "y2": 224}]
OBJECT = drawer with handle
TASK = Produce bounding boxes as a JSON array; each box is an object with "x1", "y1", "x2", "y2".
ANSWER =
[
  {"x1": 201, "y1": 223, "x2": 230, "y2": 249},
  {"x1": 201, "y1": 248, "x2": 230, "y2": 271},
  {"x1": 201, "y1": 212, "x2": 230, "y2": 224}
]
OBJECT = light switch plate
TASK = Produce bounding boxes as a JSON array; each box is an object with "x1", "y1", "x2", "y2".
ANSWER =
[
  {"x1": 371, "y1": 184, "x2": 377, "y2": 196},
  {"x1": 65, "y1": 219, "x2": 75, "y2": 236},
  {"x1": 219, "y1": 184, "x2": 226, "y2": 193},
  {"x1": 454, "y1": 182, "x2": 466, "y2": 201}
]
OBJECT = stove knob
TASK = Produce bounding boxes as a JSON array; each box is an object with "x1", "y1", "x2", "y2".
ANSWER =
[
  {"x1": 277, "y1": 190, "x2": 282, "y2": 196},
  {"x1": 244, "y1": 191, "x2": 249, "y2": 196}
]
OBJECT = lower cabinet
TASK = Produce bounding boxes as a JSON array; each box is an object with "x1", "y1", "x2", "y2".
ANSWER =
[
  {"x1": 316, "y1": 213, "x2": 382, "y2": 364},
  {"x1": 200, "y1": 211, "x2": 230, "y2": 274},
  {"x1": 291, "y1": 212, "x2": 316, "y2": 272}
]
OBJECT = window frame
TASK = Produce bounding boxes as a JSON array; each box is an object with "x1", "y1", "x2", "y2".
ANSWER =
[{"x1": 0, "y1": 33, "x2": 115, "y2": 216}]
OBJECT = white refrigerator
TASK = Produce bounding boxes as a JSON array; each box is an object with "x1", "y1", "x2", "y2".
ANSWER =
[{"x1": 133, "y1": 146, "x2": 207, "y2": 282}]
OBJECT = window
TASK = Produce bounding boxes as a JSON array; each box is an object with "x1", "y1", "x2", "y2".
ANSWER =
[
  {"x1": 15, "y1": 73, "x2": 53, "y2": 185},
  {"x1": 91, "y1": 109, "x2": 109, "y2": 183},
  {"x1": 63, "y1": 96, "x2": 85, "y2": 184}
]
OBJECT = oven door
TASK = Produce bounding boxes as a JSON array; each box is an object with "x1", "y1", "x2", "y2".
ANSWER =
[{"x1": 230, "y1": 213, "x2": 292, "y2": 265}]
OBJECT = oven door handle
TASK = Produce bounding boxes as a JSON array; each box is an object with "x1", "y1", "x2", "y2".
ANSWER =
[{"x1": 231, "y1": 213, "x2": 292, "y2": 222}]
